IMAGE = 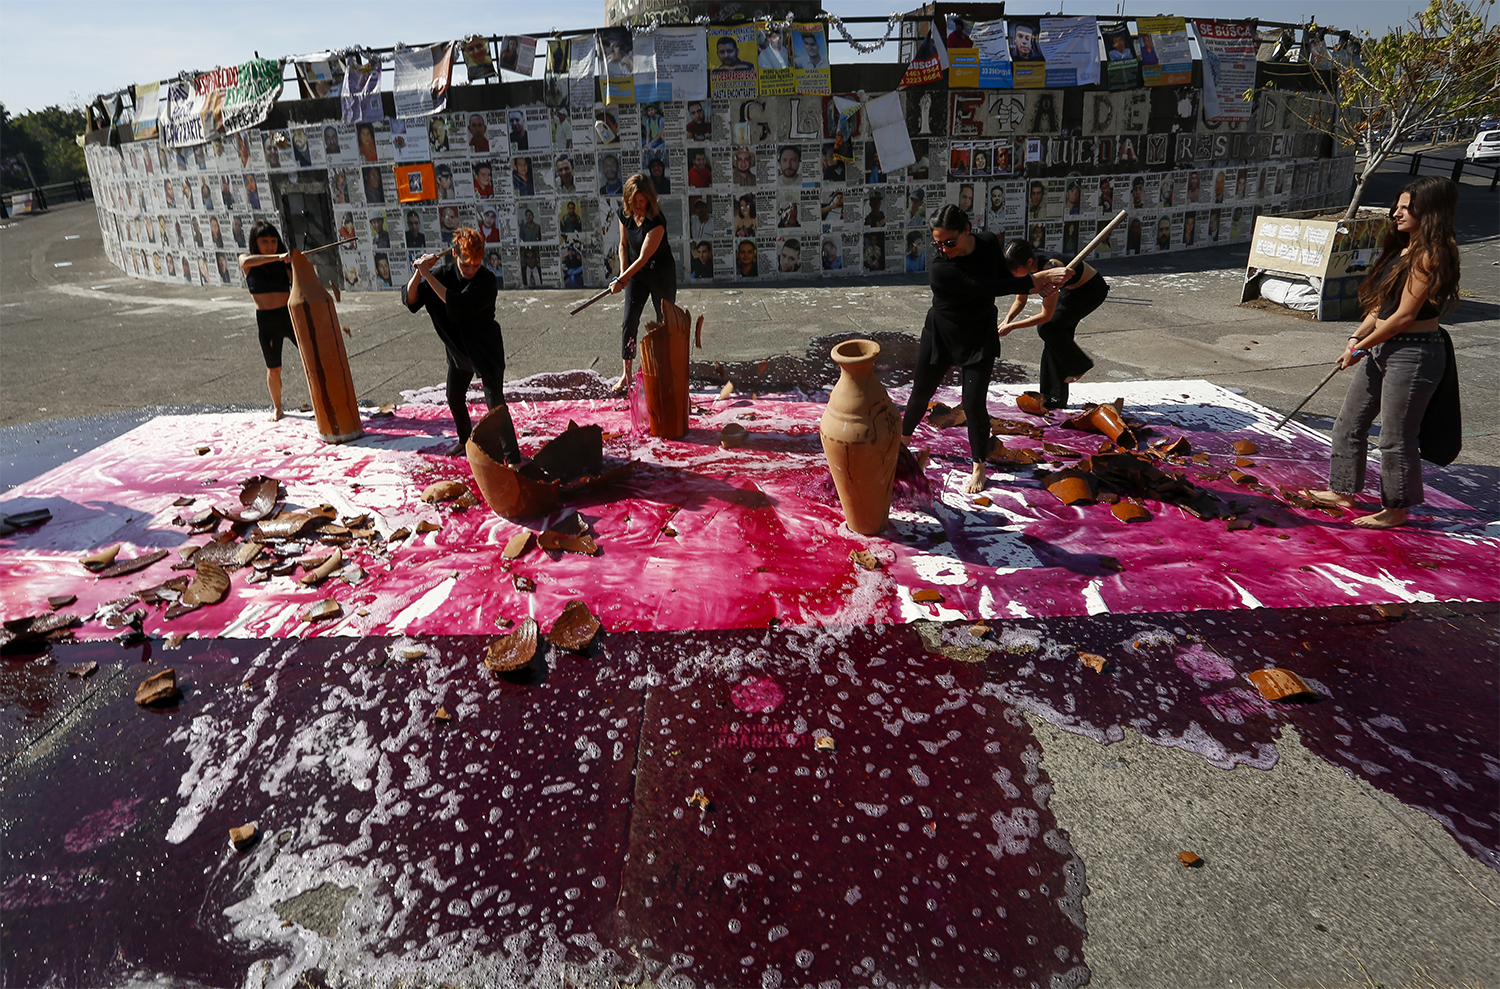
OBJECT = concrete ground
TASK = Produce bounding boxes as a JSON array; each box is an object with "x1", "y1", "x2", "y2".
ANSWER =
[{"x1": 3, "y1": 160, "x2": 1498, "y2": 988}]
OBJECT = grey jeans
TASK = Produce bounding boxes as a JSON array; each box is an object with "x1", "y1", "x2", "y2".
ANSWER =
[{"x1": 1328, "y1": 331, "x2": 1447, "y2": 509}]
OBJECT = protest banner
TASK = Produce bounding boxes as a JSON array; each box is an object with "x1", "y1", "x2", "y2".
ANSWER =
[
  {"x1": 163, "y1": 58, "x2": 283, "y2": 147},
  {"x1": 342, "y1": 56, "x2": 383, "y2": 123},
  {"x1": 1195, "y1": 20, "x2": 1256, "y2": 122},
  {"x1": 899, "y1": 15, "x2": 948, "y2": 87}
]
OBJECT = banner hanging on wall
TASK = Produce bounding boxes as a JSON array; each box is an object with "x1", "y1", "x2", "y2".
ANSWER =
[
  {"x1": 597, "y1": 27, "x2": 636, "y2": 104},
  {"x1": 162, "y1": 58, "x2": 283, "y2": 147},
  {"x1": 293, "y1": 54, "x2": 344, "y2": 99},
  {"x1": 1136, "y1": 16, "x2": 1192, "y2": 86},
  {"x1": 342, "y1": 56, "x2": 383, "y2": 123},
  {"x1": 544, "y1": 40, "x2": 570, "y2": 107},
  {"x1": 1195, "y1": 20, "x2": 1257, "y2": 122},
  {"x1": 1039, "y1": 16, "x2": 1100, "y2": 88},
  {"x1": 790, "y1": 23, "x2": 830, "y2": 95},
  {"x1": 970, "y1": 20, "x2": 1012, "y2": 89},
  {"x1": 634, "y1": 26, "x2": 708, "y2": 103},
  {"x1": 131, "y1": 81, "x2": 159, "y2": 140},
  {"x1": 1099, "y1": 21, "x2": 1141, "y2": 91},
  {"x1": 708, "y1": 24, "x2": 758, "y2": 99},
  {"x1": 392, "y1": 43, "x2": 455, "y2": 119},
  {"x1": 899, "y1": 15, "x2": 949, "y2": 87},
  {"x1": 463, "y1": 35, "x2": 496, "y2": 82}
]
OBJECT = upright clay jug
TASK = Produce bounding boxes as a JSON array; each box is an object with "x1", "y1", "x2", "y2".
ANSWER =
[
  {"x1": 820, "y1": 339, "x2": 900, "y2": 535},
  {"x1": 638, "y1": 299, "x2": 692, "y2": 439},
  {"x1": 286, "y1": 249, "x2": 363, "y2": 444}
]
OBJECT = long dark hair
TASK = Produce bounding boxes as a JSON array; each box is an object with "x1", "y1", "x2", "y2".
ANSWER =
[
  {"x1": 1356, "y1": 176, "x2": 1461, "y2": 316},
  {"x1": 247, "y1": 219, "x2": 284, "y2": 253}
]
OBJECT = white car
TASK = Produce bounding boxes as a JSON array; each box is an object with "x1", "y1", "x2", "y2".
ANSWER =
[{"x1": 1465, "y1": 129, "x2": 1500, "y2": 162}]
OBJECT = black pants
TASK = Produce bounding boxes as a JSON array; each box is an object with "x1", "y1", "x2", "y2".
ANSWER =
[
  {"x1": 902, "y1": 356, "x2": 996, "y2": 465},
  {"x1": 255, "y1": 307, "x2": 298, "y2": 369},
  {"x1": 620, "y1": 266, "x2": 677, "y2": 360},
  {"x1": 1037, "y1": 276, "x2": 1107, "y2": 408},
  {"x1": 445, "y1": 346, "x2": 520, "y2": 463}
]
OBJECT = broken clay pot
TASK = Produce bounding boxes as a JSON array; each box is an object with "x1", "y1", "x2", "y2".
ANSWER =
[
  {"x1": 135, "y1": 668, "x2": 179, "y2": 706},
  {"x1": 546, "y1": 600, "x2": 602, "y2": 651},
  {"x1": 485, "y1": 617, "x2": 539, "y2": 671},
  {"x1": 819, "y1": 339, "x2": 901, "y2": 536},
  {"x1": 286, "y1": 249, "x2": 363, "y2": 444},
  {"x1": 1016, "y1": 392, "x2": 1047, "y2": 416},
  {"x1": 639, "y1": 299, "x2": 695, "y2": 439},
  {"x1": 1245, "y1": 667, "x2": 1314, "y2": 701}
]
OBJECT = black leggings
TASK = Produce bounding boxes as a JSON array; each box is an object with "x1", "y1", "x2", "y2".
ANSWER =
[
  {"x1": 1038, "y1": 276, "x2": 1108, "y2": 408},
  {"x1": 255, "y1": 307, "x2": 298, "y2": 369},
  {"x1": 620, "y1": 266, "x2": 677, "y2": 360},
  {"x1": 902, "y1": 357, "x2": 996, "y2": 465},
  {"x1": 445, "y1": 347, "x2": 520, "y2": 463}
]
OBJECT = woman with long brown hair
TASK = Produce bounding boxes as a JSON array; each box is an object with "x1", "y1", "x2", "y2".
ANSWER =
[
  {"x1": 1303, "y1": 176, "x2": 1462, "y2": 529},
  {"x1": 607, "y1": 173, "x2": 676, "y2": 394}
]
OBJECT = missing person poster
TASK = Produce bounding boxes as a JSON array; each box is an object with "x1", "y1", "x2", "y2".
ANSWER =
[
  {"x1": 945, "y1": 15, "x2": 979, "y2": 88},
  {"x1": 597, "y1": 28, "x2": 635, "y2": 104},
  {"x1": 709, "y1": 24, "x2": 759, "y2": 99},
  {"x1": 342, "y1": 56, "x2": 383, "y2": 123},
  {"x1": 392, "y1": 43, "x2": 454, "y2": 119},
  {"x1": 790, "y1": 24, "x2": 830, "y2": 95},
  {"x1": 1008, "y1": 18, "x2": 1045, "y2": 88},
  {"x1": 132, "y1": 82, "x2": 160, "y2": 140},
  {"x1": 1100, "y1": 21, "x2": 1141, "y2": 91},
  {"x1": 633, "y1": 27, "x2": 708, "y2": 103},
  {"x1": 1039, "y1": 16, "x2": 1100, "y2": 88},
  {"x1": 497, "y1": 36, "x2": 538, "y2": 76},
  {"x1": 757, "y1": 21, "x2": 793, "y2": 96},
  {"x1": 970, "y1": 20, "x2": 1012, "y2": 89},
  {"x1": 1195, "y1": 20, "x2": 1256, "y2": 122},
  {"x1": 899, "y1": 15, "x2": 949, "y2": 87},
  {"x1": 1136, "y1": 17, "x2": 1192, "y2": 86},
  {"x1": 462, "y1": 35, "x2": 495, "y2": 82}
]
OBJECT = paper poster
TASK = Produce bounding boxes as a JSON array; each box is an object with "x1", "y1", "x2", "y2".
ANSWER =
[
  {"x1": 866, "y1": 91, "x2": 914, "y2": 174},
  {"x1": 756, "y1": 21, "x2": 793, "y2": 95},
  {"x1": 463, "y1": 35, "x2": 496, "y2": 82},
  {"x1": 392, "y1": 43, "x2": 454, "y2": 119},
  {"x1": 1100, "y1": 21, "x2": 1141, "y2": 91},
  {"x1": 1008, "y1": 18, "x2": 1045, "y2": 88},
  {"x1": 163, "y1": 58, "x2": 284, "y2": 147},
  {"x1": 634, "y1": 27, "x2": 708, "y2": 103},
  {"x1": 1195, "y1": 20, "x2": 1256, "y2": 122},
  {"x1": 342, "y1": 57, "x2": 383, "y2": 123},
  {"x1": 544, "y1": 40, "x2": 570, "y2": 107},
  {"x1": 569, "y1": 39, "x2": 597, "y2": 111},
  {"x1": 1039, "y1": 16, "x2": 1100, "y2": 88},
  {"x1": 598, "y1": 28, "x2": 636, "y2": 104},
  {"x1": 132, "y1": 82, "x2": 159, "y2": 140},
  {"x1": 498, "y1": 36, "x2": 538, "y2": 76},
  {"x1": 709, "y1": 24, "x2": 758, "y2": 99},
  {"x1": 946, "y1": 14, "x2": 979, "y2": 88},
  {"x1": 967, "y1": 20, "x2": 1012, "y2": 89},
  {"x1": 900, "y1": 15, "x2": 949, "y2": 87},
  {"x1": 791, "y1": 24, "x2": 830, "y2": 95},
  {"x1": 1137, "y1": 17, "x2": 1192, "y2": 86},
  {"x1": 293, "y1": 55, "x2": 344, "y2": 100}
]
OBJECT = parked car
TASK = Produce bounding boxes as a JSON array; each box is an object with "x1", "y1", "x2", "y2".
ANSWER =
[{"x1": 1465, "y1": 129, "x2": 1500, "y2": 162}]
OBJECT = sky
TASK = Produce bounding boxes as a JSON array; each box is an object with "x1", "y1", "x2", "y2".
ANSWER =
[{"x1": 0, "y1": 0, "x2": 1440, "y2": 115}]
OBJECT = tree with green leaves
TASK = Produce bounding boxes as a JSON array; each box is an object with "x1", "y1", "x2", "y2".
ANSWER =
[
  {"x1": 0, "y1": 102, "x2": 88, "y2": 193},
  {"x1": 1257, "y1": 0, "x2": 1500, "y2": 218}
]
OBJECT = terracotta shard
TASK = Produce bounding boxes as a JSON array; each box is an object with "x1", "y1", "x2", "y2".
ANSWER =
[
  {"x1": 687, "y1": 790, "x2": 711, "y2": 811},
  {"x1": 184, "y1": 562, "x2": 231, "y2": 605},
  {"x1": 1226, "y1": 517, "x2": 1254, "y2": 531},
  {"x1": 80, "y1": 544, "x2": 122, "y2": 572},
  {"x1": 95, "y1": 549, "x2": 169, "y2": 580},
  {"x1": 1232, "y1": 440, "x2": 1259, "y2": 456},
  {"x1": 415, "y1": 520, "x2": 441, "y2": 533},
  {"x1": 421, "y1": 480, "x2": 467, "y2": 503},
  {"x1": 1111, "y1": 501, "x2": 1151, "y2": 523},
  {"x1": 1373, "y1": 602, "x2": 1405, "y2": 621},
  {"x1": 1245, "y1": 667, "x2": 1314, "y2": 701},
  {"x1": 298, "y1": 549, "x2": 343, "y2": 587},
  {"x1": 135, "y1": 668, "x2": 178, "y2": 706},
  {"x1": 990, "y1": 417, "x2": 1044, "y2": 440},
  {"x1": 229, "y1": 823, "x2": 258, "y2": 851},
  {"x1": 173, "y1": 497, "x2": 196, "y2": 507},
  {"x1": 1079, "y1": 652, "x2": 1108, "y2": 673},
  {"x1": 911, "y1": 589, "x2": 943, "y2": 603},
  {"x1": 1016, "y1": 392, "x2": 1047, "y2": 416},
  {"x1": 47, "y1": 594, "x2": 77, "y2": 610},
  {"x1": 719, "y1": 381, "x2": 734, "y2": 400},
  {"x1": 234, "y1": 542, "x2": 263, "y2": 566},
  {"x1": 513, "y1": 575, "x2": 535, "y2": 592},
  {"x1": 501, "y1": 531, "x2": 533, "y2": 560},
  {"x1": 256, "y1": 513, "x2": 320, "y2": 539},
  {"x1": 67, "y1": 661, "x2": 99, "y2": 679},
  {"x1": 538, "y1": 530, "x2": 600, "y2": 556},
  {"x1": 434, "y1": 707, "x2": 453, "y2": 723},
  {"x1": 1177, "y1": 851, "x2": 1203, "y2": 868},
  {"x1": 195, "y1": 445, "x2": 211, "y2": 456},
  {"x1": 1045, "y1": 471, "x2": 1097, "y2": 506},
  {"x1": 973, "y1": 496, "x2": 992, "y2": 507},
  {"x1": 1062, "y1": 404, "x2": 1138, "y2": 448},
  {"x1": 926, "y1": 402, "x2": 967, "y2": 429},
  {"x1": 719, "y1": 423, "x2": 749, "y2": 449},
  {"x1": 1099, "y1": 556, "x2": 1125, "y2": 572},
  {"x1": 814, "y1": 735, "x2": 836, "y2": 754},
  {"x1": 546, "y1": 599, "x2": 602, "y2": 651},
  {"x1": 1234, "y1": 457, "x2": 1256, "y2": 468},
  {"x1": 485, "y1": 617, "x2": 539, "y2": 671},
  {"x1": 217, "y1": 475, "x2": 280, "y2": 523},
  {"x1": 529, "y1": 421, "x2": 605, "y2": 482},
  {"x1": 849, "y1": 549, "x2": 881, "y2": 571},
  {"x1": 302, "y1": 599, "x2": 342, "y2": 622},
  {"x1": 1227, "y1": 469, "x2": 1256, "y2": 485},
  {"x1": 1156, "y1": 436, "x2": 1192, "y2": 457}
]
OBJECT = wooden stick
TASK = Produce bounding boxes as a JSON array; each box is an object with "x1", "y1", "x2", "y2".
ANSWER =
[
  {"x1": 1066, "y1": 210, "x2": 1129, "y2": 269},
  {"x1": 299, "y1": 237, "x2": 357, "y2": 258},
  {"x1": 569, "y1": 286, "x2": 614, "y2": 316}
]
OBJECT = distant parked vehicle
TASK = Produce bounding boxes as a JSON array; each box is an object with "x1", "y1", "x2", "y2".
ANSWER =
[{"x1": 1465, "y1": 130, "x2": 1500, "y2": 162}]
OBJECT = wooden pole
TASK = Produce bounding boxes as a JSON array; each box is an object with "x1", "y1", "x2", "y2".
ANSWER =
[{"x1": 1066, "y1": 209, "x2": 1129, "y2": 269}]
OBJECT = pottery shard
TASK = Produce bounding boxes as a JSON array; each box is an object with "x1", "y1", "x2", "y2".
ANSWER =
[
  {"x1": 1157, "y1": 436, "x2": 1192, "y2": 457},
  {"x1": 687, "y1": 790, "x2": 711, "y2": 811},
  {"x1": 1177, "y1": 851, "x2": 1203, "y2": 868},
  {"x1": 1227, "y1": 469, "x2": 1256, "y2": 485},
  {"x1": 184, "y1": 562, "x2": 231, "y2": 606},
  {"x1": 719, "y1": 423, "x2": 749, "y2": 449},
  {"x1": 95, "y1": 549, "x2": 169, "y2": 580},
  {"x1": 1110, "y1": 501, "x2": 1151, "y2": 523},
  {"x1": 814, "y1": 735, "x2": 836, "y2": 753},
  {"x1": 1079, "y1": 652, "x2": 1108, "y2": 673},
  {"x1": 502, "y1": 531, "x2": 533, "y2": 560},
  {"x1": 849, "y1": 549, "x2": 881, "y2": 571},
  {"x1": 229, "y1": 823, "x2": 258, "y2": 850},
  {"x1": 538, "y1": 530, "x2": 601, "y2": 556},
  {"x1": 1225, "y1": 517, "x2": 1254, "y2": 531},
  {"x1": 135, "y1": 668, "x2": 178, "y2": 706},
  {"x1": 302, "y1": 599, "x2": 342, "y2": 622},
  {"x1": 1245, "y1": 667, "x2": 1313, "y2": 701},
  {"x1": 485, "y1": 617, "x2": 539, "y2": 671},
  {"x1": 1045, "y1": 471, "x2": 1097, "y2": 506},
  {"x1": 389, "y1": 527, "x2": 411, "y2": 542},
  {"x1": 513, "y1": 575, "x2": 536, "y2": 592},
  {"x1": 911, "y1": 589, "x2": 943, "y2": 603},
  {"x1": 415, "y1": 520, "x2": 440, "y2": 533},
  {"x1": 1234, "y1": 457, "x2": 1255, "y2": 468},
  {"x1": 926, "y1": 402, "x2": 967, "y2": 429},
  {"x1": 1232, "y1": 440, "x2": 1259, "y2": 456},
  {"x1": 217, "y1": 475, "x2": 280, "y2": 523},
  {"x1": 434, "y1": 707, "x2": 453, "y2": 723},
  {"x1": 990, "y1": 417, "x2": 1044, "y2": 440},
  {"x1": 1016, "y1": 392, "x2": 1047, "y2": 416},
  {"x1": 1373, "y1": 602, "x2": 1405, "y2": 620},
  {"x1": 298, "y1": 549, "x2": 343, "y2": 587},
  {"x1": 973, "y1": 496, "x2": 992, "y2": 507},
  {"x1": 80, "y1": 544, "x2": 122, "y2": 572},
  {"x1": 67, "y1": 661, "x2": 99, "y2": 679},
  {"x1": 257, "y1": 513, "x2": 321, "y2": 539},
  {"x1": 547, "y1": 600, "x2": 602, "y2": 651},
  {"x1": 48, "y1": 595, "x2": 77, "y2": 610},
  {"x1": 421, "y1": 480, "x2": 467, "y2": 503}
]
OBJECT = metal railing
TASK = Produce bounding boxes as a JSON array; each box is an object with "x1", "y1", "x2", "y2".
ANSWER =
[
  {"x1": 1399, "y1": 151, "x2": 1500, "y2": 191},
  {"x1": 1, "y1": 178, "x2": 93, "y2": 215}
]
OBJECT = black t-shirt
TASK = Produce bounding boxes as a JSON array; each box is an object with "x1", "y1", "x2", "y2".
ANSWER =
[
  {"x1": 405, "y1": 257, "x2": 506, "y2": 377},
  {"x1": 622, "y1": 210, "x2": 675, "y2": 275},
  {"x1": 924, "y1": 231, "x2": 1036, "y2": 366},
  {"x1": 245, "y1": 260, "x2": 291, "y2": 294}
]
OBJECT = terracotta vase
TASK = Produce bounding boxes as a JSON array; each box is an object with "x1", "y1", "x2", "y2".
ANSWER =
[
  {"x1": 638, "y1": 299, "x2": 692, "y2": 439},
  {"x1": 820, "y1": 339, "x2": 901, "y2": 535},
  {"x1": 286, "y1": 249, "x2": 362, "y2": 443},
  {"x1": 466, "y1": 407, "x2": 560, "y2": 519}
]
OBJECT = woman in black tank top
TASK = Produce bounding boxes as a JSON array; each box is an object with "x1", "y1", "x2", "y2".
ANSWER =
[
  {"x1": 1302, "y1": 177, "x2": 1461, "y2": 529},
  {"x1": 238, "y1": 219, "x2": 297, "y2": 421}
]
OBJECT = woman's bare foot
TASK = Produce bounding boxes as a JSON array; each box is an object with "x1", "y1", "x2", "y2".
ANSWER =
[
  {"x1": 1352, "y1": 507, "x2": 1407, "y2": 529},
  {"x1": 269, "y1": 407, "x2": 285, "y2": 422},
  {"x1": 962, "y1": 463, "x2": 986, "y2": 494},
  {"x1": 444, "y1": 438, "x2": 468, "y2": 457},
  {"x1": 1301, "y1": 488, "x2": 1356, "y2": 509}
]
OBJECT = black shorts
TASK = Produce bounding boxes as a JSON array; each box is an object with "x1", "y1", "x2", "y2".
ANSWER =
[{"x1": 256, "y1": 307, "x2": 298, "y2": 369}]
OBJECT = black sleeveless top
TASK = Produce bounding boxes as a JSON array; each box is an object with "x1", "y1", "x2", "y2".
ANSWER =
[
  {"x1": 1037, "y1": 251, "x2": 1084, "y2": 287},
  {"x1": 246, "y1": 260, "x2": 291, "y2": 295},
  {"x1": 1375, "y1": 269, "x2": 1440, "y2": 321},
  {"x1": 621, "y1": 210, "x2": 674, "y2": 275}
]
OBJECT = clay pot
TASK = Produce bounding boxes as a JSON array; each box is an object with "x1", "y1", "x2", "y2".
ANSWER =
[
  {"x1": 467, "y1": 408, "x2": 559, "y2": 519},
  {"x1": 819, "y1": 339, "x2": 901, "y2": 535},
  {"x1": 1016, "y1": 391, "x2": 1047, "y2": 416},
  {"x1": 639, "y1": 299, "x2": 692, "y2": 439},
  {"x1": 286, "y1": 249, "x2": 362, "y2": 443}
]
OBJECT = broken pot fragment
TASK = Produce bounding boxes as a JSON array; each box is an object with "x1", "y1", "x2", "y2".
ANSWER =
[
  {"x1": 229, "y1": 823, "x2": 259, "y2": 851},
  {"x1": 217, "y1": 475, "x2": 280, "y2": 523},
  {"x1": 95, "y1": 549, "x2": 170, "y2": 580},
  {"x1": 1231, "y1": 440, "x2": 1259, "y2": 456},
  {"x1": 298, "y1": 549, "x2": 343, "y2": 587},
  {"x1": 484, "y1": 617, "x2": 539, "y2": 671},
  {"x1": 183, "y1": 562, "x2": 231, "y2": 606},
  {"x1": 135, "y1": 668, "x2": 179, "y2": 707},
  {"x1": 420, "y1": 480, "x2": 468, "y2": 504},
  {"x1": 1245, "y1": 667, "x2": 1314, "y2": 701},
  {"x1": 302, "y1": 599, "x2": 342, "y2": 622},
  {"x1": 1110, "y1": 501, "x2": 1151, "y2": 523},
  {"x1": 501, "y1": 531, "x2": 533, "y2": 560},
  {"x1": 719, "y1": 423, "x2": 749, "y2": 449},
  {"x1": 546, "y1": 600, "x2": 601, "y2": 651},
  {"x1": 1016, "y1": 392, "x2": 1048, "y2": 417},
  {"x1": 80, "y1": 544, "x2": 122, "y2": 572}
]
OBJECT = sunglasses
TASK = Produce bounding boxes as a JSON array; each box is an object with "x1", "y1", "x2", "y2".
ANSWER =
[{"x1": 931, "y1": 235, "x2": 961, "y2": 249}]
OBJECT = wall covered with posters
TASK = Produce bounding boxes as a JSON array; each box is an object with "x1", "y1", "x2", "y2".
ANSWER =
[{"x1": 83, "y1": 18, "x2": 1354, "y2": 294}]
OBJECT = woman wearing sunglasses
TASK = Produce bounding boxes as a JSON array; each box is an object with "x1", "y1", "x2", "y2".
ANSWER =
[{"x1": 902, "y1": 204, "x2": 1073, "y2": 494}]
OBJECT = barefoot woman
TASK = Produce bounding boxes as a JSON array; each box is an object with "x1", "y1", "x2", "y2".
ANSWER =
[
  {"x1": 1304, "y1": 176, "x2": 1461, "y2": 529},
  {"x1": 607, "y1": 173, "x2": 676, "y2": 394},
  {"x1": 238, "y1": 220, "x2": 297, "y2": 421},
  {"x1": 904, "y1": 205, "x2": 1072, "y2": 494}
]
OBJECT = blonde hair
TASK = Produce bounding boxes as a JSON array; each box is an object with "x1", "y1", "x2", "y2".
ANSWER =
[{"x1": 621, "y1": 173, "x2": 662, "y2": 220}]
